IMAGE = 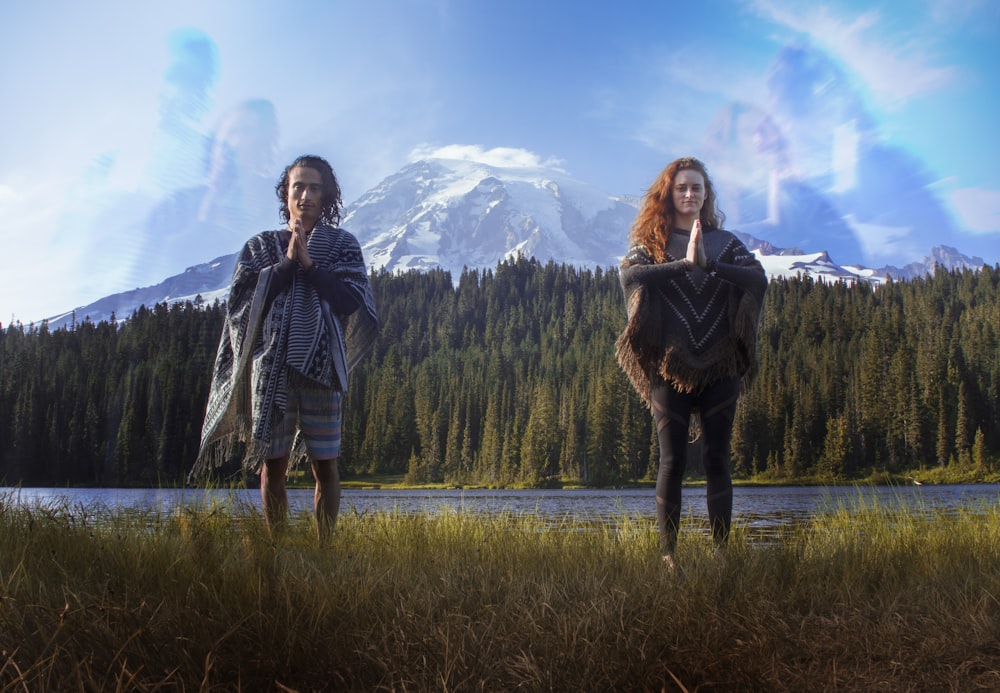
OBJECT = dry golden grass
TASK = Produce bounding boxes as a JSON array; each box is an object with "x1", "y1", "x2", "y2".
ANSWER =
[{"x1": 1, "y1": 492, "x2": 999, "y2": 691}]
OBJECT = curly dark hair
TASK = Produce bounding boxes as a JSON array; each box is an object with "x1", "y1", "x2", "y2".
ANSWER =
[
  {"x1": 275, "y1": 154, "x2": 343, "y2": 226},
  {"x1": 629, "y1": 157, "x2": 726, "y2": 263}
]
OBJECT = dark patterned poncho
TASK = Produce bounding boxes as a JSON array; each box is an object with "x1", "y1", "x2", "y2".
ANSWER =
[
  {"x1": 192, "y1": 224, "x2": 378, "y2": 477},
  {"x1": 615, "y1": 227, "x2": 767, "y2": 406}
]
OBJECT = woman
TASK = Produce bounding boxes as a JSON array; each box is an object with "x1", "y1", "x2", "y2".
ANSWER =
[{"x1": 616, "y1": 157, "x2": 767, "y2": 568}]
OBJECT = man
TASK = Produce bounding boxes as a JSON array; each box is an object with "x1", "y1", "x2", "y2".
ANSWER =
[{"x1": 194, "y1": 155, "x2": 379, "y2": 540}]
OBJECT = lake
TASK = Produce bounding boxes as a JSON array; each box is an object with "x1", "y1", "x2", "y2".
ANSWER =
[{"x1": 3, "y1": 484, "x2": 998, "y2": 541}]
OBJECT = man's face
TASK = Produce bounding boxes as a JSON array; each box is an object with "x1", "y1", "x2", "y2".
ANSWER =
[{"x1": 286, "y1": 165, "x2": 324, "y2": 229}]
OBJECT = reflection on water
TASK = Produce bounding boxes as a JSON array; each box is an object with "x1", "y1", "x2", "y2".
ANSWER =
[{"x1": 4, "y1": 484, "x2": 999, "y2": 540}]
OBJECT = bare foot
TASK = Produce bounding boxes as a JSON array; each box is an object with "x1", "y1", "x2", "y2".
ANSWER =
[{"x1": 662, "y1": 554, "x2": 677, "y2": 571}]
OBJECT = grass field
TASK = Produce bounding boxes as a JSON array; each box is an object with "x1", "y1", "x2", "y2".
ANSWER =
[{"x1": 2, "y1": 492, "x2": 999, "y2": 691}]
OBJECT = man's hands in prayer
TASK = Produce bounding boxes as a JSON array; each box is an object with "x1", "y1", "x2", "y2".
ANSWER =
[{"x1": 287, "y1": 219, "x2": 314, "y2": 271}]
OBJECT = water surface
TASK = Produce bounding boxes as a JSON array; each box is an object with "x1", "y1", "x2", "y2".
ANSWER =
[{"x1": 4, "y1": 484, "x2": 997, "y2": 540}]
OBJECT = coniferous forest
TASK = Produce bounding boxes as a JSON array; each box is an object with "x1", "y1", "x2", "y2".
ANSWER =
[{"x1": 1, "y1": 258, "x2": 997, "y2": 488}]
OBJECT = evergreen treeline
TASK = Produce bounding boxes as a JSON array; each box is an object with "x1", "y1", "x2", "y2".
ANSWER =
[
  {"x1": 0, "y1": 302, "x2": 222, "y2": 486},
  {"x1": 1, "y1": 258, "x2": 997, "y2": 487}
]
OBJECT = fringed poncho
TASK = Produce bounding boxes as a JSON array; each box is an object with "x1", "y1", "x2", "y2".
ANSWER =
[
  {"x1": 616, "y1": 228, "x2": 767, "y2": 406},
  {"x1": 191, "y1": 224, "x2": 378, "y2": 478}
]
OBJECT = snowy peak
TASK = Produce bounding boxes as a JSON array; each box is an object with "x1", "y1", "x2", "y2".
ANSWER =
[{"x1": 343, "y1": 156, "x2": 638, "y2": 274}]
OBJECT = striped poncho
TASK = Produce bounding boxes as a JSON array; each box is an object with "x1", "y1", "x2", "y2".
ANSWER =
[
  {"x1": 615, "y1": 227, "x2": 767, "y2": 406},
  {"x1": 192, "y1": 224, "x2": 378, "y2": 477}
]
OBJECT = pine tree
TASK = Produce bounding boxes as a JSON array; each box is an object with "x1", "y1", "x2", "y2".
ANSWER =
[{"x1": 520, "y1": 382, "x2": 559, "y2": 485}]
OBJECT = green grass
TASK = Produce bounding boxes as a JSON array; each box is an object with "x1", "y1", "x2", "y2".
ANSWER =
[{"x1": 1, "y1": 492, "x2": 999, "y2": 691}]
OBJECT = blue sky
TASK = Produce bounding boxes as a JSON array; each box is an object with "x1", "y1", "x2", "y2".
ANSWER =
[{"x1": 1, "y1": 0, "x2": 998, "y2": 323}]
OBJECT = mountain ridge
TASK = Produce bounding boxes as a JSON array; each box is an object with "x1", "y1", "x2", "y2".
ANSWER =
[{"x1": 38, "y1": 157, "x2": 987, "y2": 330}]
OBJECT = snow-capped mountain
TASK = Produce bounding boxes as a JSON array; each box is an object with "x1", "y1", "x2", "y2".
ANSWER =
[
  {"x1": 343, "y1": 154, "x2": 984, "y2": 286},
  {"x1": 342, "y1": 156, "x2": 639, "y2": 275},
  {"x1": 44, "y1": 255, "x2": 234, "y2": 330},
  {"x1": 42, "y1": 155, "x2": 987, "y2": 331}
]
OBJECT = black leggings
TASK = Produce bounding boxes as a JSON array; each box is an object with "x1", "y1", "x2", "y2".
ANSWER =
[{"x1": 652, "y1": 377, "x2": 739, "y2": 554}]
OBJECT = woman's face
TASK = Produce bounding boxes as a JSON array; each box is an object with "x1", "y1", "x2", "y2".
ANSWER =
[{"x1": 671, "y1": 168, "x2": 705, "y2": 227}]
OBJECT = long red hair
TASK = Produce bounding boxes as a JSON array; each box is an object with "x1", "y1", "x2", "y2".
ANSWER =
[{"x1": 629, "y1": 157, "x2": 725, "y2": 262}]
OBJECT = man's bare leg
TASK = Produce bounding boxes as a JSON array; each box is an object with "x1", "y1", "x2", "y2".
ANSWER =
[
  {"x1": 261, "y1": 456, "x2": 290, "y2": 535},
  {"x1": 311, "y1": 458, "x2": 341, "y2": 541}
]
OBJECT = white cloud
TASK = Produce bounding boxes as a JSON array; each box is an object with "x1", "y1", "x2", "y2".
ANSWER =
[
  {"x1": 950, "y1": 187, "x2": 1000, "y2": 234},
  {"x1": 749, "y1": 0, "x2": 958, "y2": 109},
  {"x1": 410, "y1": 144, "x2": 565, "y2": 171},
  {"x1": 0, "y1": 178, "x2": 64, "y2": 239}
]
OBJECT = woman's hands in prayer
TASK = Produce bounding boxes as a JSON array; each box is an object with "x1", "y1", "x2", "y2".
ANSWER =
[{"x1": 686, "y1": 219, "x2": 708, "y2": 269}]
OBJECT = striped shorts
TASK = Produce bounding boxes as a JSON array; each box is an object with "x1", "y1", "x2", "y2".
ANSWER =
[{"x1": 267, "y1": 384, "x2": 342, "y2": 460}]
